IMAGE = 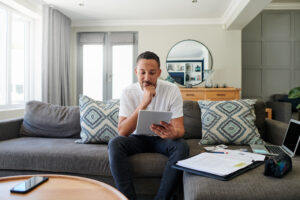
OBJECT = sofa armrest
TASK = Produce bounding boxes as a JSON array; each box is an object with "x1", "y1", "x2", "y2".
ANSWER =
[
  {"x1": 270, "y1": 94, "x2": 288, "y2": 101},
  {"x1": 265, "y1": 119, "x2": 288, "y2": 145},
  {"x1": 266, "y1": 101, "x2": 292, "y2": 123},
  {"x1": 0, "y1": 118, "x2": 23, "y2": 141}
]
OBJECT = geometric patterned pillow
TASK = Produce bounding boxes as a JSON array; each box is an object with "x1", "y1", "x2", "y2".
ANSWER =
[
  {"x1": 75, "y1": 95, "x2": 119, "y2": 144},
  {"x1": 198, "y1": 99, "x2": 265, "y2": 145}
]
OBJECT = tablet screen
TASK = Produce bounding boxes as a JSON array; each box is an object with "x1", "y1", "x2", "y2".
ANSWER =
[{"x1": 136, "y1": 110, "x2": 172, "y2": 136}]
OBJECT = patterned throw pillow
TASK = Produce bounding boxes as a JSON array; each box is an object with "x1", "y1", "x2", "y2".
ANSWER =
[
  {"x1": 76, "y1": 95, "x2": 119, "y2": 144},
  {"x1": 198, "y1": 99, "x2": 264, "y2": 145}
]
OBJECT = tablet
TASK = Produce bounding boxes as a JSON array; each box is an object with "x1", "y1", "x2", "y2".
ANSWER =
[{"x1": 136, "y1": 110, "x2": 172, "y2": 136}]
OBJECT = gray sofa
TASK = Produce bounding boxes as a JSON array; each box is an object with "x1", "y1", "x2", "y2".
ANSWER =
[
  {"x1": 267, "y1": 94, "x2": 300, "y2": 123},
  {"x1": 0, "y1": 100, "x2": 299, "y2": 200}
]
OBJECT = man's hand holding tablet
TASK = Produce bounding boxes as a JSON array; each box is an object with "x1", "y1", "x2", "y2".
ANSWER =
[
  {"x1": 136, "y1": 110, "x2": 172, "y2": 137},
  {"x1": 150, "y1": 121, "x2": 178, "y2": 139}
]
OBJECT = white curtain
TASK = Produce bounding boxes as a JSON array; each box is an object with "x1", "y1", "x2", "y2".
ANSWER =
[{"x1": 42, "y1": 5, "x2": 71, "y2": 106}]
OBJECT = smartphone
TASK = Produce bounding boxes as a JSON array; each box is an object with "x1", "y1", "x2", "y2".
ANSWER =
[{"x1": 10, "y1": 176, "x2": 49, "y2": 193}]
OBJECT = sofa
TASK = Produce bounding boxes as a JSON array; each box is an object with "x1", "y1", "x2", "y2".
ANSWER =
[
  {"x1": 267, "y1": 94, "x2": 300, "y2": 123},
  {"x1": 0, "y1": 100, "x2": 299, "y2": 200}
]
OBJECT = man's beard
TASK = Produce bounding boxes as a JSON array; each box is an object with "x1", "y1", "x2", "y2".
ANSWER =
[{"x1": 141, "y1": 81, "x2": 156, "y2": 89}]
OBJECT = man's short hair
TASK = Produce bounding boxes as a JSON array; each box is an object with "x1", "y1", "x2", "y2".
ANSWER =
[{"x1": 136, "y1": 51, "x2": 160, "y2": 68}]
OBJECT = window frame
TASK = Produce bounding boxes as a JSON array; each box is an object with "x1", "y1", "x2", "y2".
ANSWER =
[
  {"x1": 0, "y1": 2, "x2": 40, "y2": 110},
  {"x1": 77, "y1": 32, "x2": 138, "y2": 103}
]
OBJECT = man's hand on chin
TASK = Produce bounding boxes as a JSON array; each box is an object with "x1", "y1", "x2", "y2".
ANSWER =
[
  {"x1": 140, "y1": 84, "x2": 156, "y2": 108},
  {"x1": 150, "y1": 121, "x2": 178, "y2": 139}
]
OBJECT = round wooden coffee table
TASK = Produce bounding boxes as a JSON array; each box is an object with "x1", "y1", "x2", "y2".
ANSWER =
[{"x1": 0, "y1": 174, "x2": 127, "y2": 200}]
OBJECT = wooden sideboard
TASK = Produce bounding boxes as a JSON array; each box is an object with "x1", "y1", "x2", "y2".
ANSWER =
[
  {"x1": 179, "y1": 87, "x2": 241, "y2": 101},
  {"x1": 179, "y1": 87, "x2": 272, "y2": 119}
]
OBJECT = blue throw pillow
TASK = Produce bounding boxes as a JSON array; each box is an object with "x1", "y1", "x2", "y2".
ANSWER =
[
  {"x1": 198, "y1": 99, "x2": 265, "y2": 145},
  {"x1": 76, "y1": 95, "x2": 119, "y2": 144}
]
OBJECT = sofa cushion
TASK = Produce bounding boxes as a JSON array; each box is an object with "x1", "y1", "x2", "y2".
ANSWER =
[
  {"x1": 185, "y1": 139, "x2": 251, "y2": 157},
  {"x1": 20, "y1": 101, "x2": 81, "y2": 138},
  {"x1": 184, "y1": 140, "x2": 300, "y2": 200},
  {"x1": 198, "y1": 99, "x2": 264, "y2": 145},
  {"x1": 254, "y1": 100, "x2": 266, "y2": 140},
  {"x1": 183, "y1": 101, "x2": 202, "y2": 139},
  {"x1": 0, "y1": 137, "x2": 167, "y2": 177},
  {"x1": 183, "y1": 157, "x2": 300, "y2": 200},
  {"x1": 76, "y1": 95, "x2": 119, "y2": 144}
]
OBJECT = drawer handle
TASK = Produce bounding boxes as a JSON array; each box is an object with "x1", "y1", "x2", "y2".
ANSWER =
[
  {"x1": 186, "y1": 94, "x2": 195, "y2": 96},
  {"x1": 216, "y1": 94, "x2": 226, "y2": 96}
]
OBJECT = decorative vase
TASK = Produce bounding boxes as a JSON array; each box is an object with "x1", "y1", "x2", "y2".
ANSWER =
[{"x1": 205, "y1": 70, "x2": 213, "y2": 88}]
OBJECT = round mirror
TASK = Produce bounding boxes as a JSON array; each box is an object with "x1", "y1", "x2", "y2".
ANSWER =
[{"x1": 166, "y1": 40, "x2": 213, "y2": 86}]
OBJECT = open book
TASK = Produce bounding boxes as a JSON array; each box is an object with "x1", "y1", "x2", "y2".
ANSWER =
[{"x1": 176, "y1": 149, "x2": 265, "y2": 177}]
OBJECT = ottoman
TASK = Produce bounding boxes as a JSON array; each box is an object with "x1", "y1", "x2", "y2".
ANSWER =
[{"x1": 183, "y1": 156, "x2": 300, "y2": 200}]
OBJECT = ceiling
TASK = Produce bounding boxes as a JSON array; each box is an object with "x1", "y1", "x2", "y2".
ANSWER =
[
  {"x1": 272, "y1": 0, "x2": 300, "y2": 2},
  {"x1": 43, "y1": 0, "x2": 233, "y2": 21},
  {"x1": 38, "y1": 0, "x2": 299, "y2": 28}
]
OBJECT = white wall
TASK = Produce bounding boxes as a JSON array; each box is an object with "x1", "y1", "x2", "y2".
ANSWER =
[
  {"x1": 71, "y1": 24, "x2": 242, "y2": 104},
  {"x1": 0, "y1": 24, "x2": 241, "y2": 119}
]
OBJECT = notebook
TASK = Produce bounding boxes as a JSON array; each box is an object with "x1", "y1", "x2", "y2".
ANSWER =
[
  {"x1": 173, "y1": 149, "x2": 265, "y2": 180},
  {"x1": 135, "y1": 110, "x2": 172, "y2": 136},
  {"x1": 250, "y1": 119, "x2": 300, "y2": 157}
]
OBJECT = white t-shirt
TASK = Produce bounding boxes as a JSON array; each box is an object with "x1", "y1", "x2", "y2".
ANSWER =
[{"x1": 119, "y1": 80, "x2": 183, "y2": 120}]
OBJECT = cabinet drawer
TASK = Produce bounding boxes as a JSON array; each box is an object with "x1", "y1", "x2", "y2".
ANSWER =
[
  {"x1": 181, "y1": 91, "x2": 202, "y2": 99},
  {"x1": 179, "y1": 88, "x2": 240, "y2": 101},
  {"x1": 205, "y1": 91, "x2": 237, "y2": 100},
  {"x1": 181, "y1": 97, "x2": 199, "y2": 101}
]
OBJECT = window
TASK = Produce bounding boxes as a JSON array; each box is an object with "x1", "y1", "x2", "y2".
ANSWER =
[
  {"x1": 0, "y1": 3, "x2": 41, "y2": 109},
  {"x1": 11, "y1": 14, "x2": 29, "y2": 104},
  {"x1": 82, "y1": 44, "x2": 103, "y2": 100},
  {"x1": 0, "y1": 7, "x2": 7, "y2": 105},
  {"x1": 77, "y1": 32, "x2": 137, "y2": 101},
  {"x1": 112, "y1": 45, "x2": 133, "y2": 99}
]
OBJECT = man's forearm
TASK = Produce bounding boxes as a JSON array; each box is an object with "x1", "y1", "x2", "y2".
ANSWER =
[
  {"x1": 118, "y1": 111, "x2": 138, "y2": 136},
  {"x1": 118, "y1": 105, "x2": 147, "y2": 136},
  {"x1": 170, "y1": 117, "x2": 185, "y2": 139}
]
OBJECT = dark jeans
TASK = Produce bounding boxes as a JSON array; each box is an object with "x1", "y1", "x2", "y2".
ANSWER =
[{"x1": 108, "y1": 135, "x2": 189, "y2": 200}]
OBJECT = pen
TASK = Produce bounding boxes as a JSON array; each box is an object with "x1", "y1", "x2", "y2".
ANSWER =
[{"x1": 209, "y1": 151, "x2": 228, "y2": 154}]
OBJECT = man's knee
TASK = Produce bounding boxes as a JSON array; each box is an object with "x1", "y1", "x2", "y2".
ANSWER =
[
  {"x1": 108, "y1": 136, "x2": 127, "y2": 155},
  {"x1": 169, "y1": 139, "x2": 190, "y2": 157},
  {"x1": 177, "y1": 139, "x2": 189, "y2": 157}
]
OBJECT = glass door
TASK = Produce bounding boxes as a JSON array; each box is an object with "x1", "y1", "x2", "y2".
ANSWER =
[
  {"x1": 82, "y1": 44, "x2": 103, "y2": 100},
  {"x1": 112, "y1": 45, "x2": 133, "y2": 99},
  {"x1": 78, "y1": 32, "x2": 137, "y2": 103}
]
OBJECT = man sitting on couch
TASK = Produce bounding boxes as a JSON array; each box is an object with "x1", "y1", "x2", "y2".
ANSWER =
[{"x1": 108, "y1": 51, "x2": 189, "y2": 200}]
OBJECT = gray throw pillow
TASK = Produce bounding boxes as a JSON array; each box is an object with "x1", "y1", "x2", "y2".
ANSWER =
[
  {"x1": 20, "y1": 101, "x2": 81, "y2": 138},
  {"x1": 75, "y1": 95, "x2": 119, "y2": 144}
]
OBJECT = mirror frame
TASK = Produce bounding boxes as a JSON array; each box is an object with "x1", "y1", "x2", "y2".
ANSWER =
[{"x1": 166, "y1": 39, "x2": 213, "y2": 87}]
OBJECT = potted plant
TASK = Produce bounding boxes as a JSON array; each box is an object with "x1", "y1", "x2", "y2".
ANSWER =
[{"x1": 288, "y1": 87, "x2": 300, "y2": 120}]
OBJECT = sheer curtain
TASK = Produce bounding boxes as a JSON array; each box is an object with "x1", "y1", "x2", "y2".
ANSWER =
[{"x1": 42, "y1": 5, "x2": 71, "y2": 106}]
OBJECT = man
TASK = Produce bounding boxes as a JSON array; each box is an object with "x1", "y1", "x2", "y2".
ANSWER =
[{"x1": 108, "y1": 51, "x2": 189, "y2": 200}]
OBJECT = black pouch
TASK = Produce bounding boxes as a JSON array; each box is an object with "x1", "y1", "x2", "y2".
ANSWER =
[{"x1": 264, "y1": 153, "x2": 292, "y2": 178}]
